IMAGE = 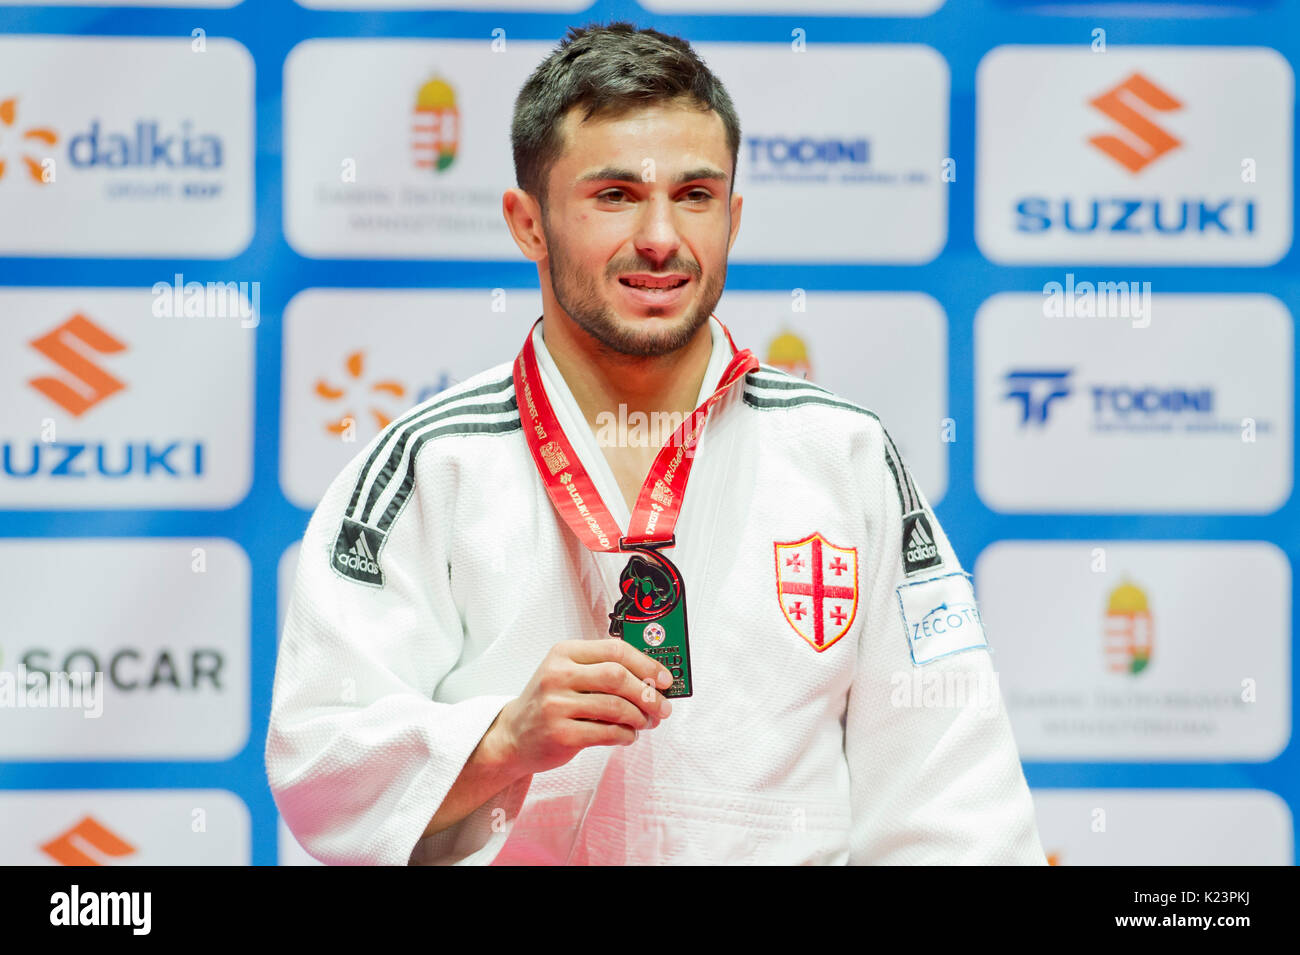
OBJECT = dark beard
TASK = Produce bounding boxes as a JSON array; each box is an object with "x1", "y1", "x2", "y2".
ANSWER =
[{"x1": 544, "y1": 224, "x2": 725, "y2": 359}]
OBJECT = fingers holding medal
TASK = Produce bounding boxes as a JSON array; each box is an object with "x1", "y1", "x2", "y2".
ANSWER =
[{"x1": 494, "y1": 638, "x2": 675, "y2": 777}]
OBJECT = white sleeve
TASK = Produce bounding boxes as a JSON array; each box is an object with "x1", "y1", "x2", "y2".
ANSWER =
[
  {"x1": 845, "y1": 419, "x2": 1046, "y2": 865},
  {"x1": 266, "y1": 437, "x2": 532, "y2": 866}
]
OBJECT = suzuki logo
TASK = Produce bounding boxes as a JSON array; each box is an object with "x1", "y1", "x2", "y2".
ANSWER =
[
  {"x1": 1088, "y1": 73, "x2": 1183, "y2": 174},
  {"x1": 29, "y1": 314, "x2": 128, "y2": 417},
  {"x1": 40, "y1": 816, "x2": 137, "y2": 866}
]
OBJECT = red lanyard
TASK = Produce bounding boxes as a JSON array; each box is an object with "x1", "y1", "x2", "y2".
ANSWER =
[{"x1": 513, "y1": 316, "x2": 758, "y2": 552}]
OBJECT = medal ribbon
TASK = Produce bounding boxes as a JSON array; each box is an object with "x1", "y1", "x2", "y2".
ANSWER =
[{"x1": 514, "y1": 315, "x2": 758, "y2": 553}]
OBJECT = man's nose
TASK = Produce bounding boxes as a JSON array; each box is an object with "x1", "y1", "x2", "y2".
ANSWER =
[{"x1": 632, "y1": 194, "x2": 683, "y2": 262}]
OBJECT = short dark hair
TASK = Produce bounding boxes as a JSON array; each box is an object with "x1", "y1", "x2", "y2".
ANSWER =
[{"x1": 511, "y1": 21, "x2": 741, "y2": 218}]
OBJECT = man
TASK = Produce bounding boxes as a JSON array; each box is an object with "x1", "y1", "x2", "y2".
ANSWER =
[{"x1": 266, "y1": 21, "x2": 1046, "y2": 865}]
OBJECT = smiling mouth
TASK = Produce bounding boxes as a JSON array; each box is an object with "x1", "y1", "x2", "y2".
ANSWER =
[{"x1": 618, "y1": 276, "x2": 690, "y2": 291}]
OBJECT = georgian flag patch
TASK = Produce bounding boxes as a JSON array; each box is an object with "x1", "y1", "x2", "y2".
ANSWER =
[
  {"x1": 895, "y1": 571, "x2": 989, "y2": 665},
  {"x1": 774, "y1": 531, "x2": 859, "y2": 652}
]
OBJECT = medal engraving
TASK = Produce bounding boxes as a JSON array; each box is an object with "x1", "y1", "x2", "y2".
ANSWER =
[{"x1": 609, "y1": 547, "x2": 692, "y2": 698}]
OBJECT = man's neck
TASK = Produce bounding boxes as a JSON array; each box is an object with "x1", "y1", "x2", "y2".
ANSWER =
[{"x1": 542, "y1": 314, "x2": 715, "y2": 433}]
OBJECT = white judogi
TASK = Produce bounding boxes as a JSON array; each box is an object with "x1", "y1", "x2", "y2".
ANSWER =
[{"x1": 266, "y1": 315, "x2": 1046, "y2": 865}]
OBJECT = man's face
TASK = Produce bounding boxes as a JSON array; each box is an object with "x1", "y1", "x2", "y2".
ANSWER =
[{"x1": 538, "y1": 98, "x2": 742, "y2": 358}]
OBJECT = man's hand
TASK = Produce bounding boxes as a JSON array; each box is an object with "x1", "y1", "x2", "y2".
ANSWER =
[
  {"x1": 490, "y1": 638, "x2": 674, "y2": 778},
  {"x1": 420, "y1": 639, "x2": 674, "y2": 840}
]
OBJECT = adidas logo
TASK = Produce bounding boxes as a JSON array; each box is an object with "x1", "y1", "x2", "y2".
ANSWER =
[
  {"x1": 902, "y1": 511, "x2": 941, "y2": 574},
  {"x1": 905, "y1": 519, "x2": 936, "y2": 562},
  {"x1": 337, "y1": 531, "x2": 379, "y2": 574},
  {"x1": 333, "y1": 518, "x2": 384, "y2": 584}
]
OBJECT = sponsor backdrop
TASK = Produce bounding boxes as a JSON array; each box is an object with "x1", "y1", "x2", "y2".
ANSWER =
[{"x1": 0, "y1": 0, "x2": 1296, "y2": 866}]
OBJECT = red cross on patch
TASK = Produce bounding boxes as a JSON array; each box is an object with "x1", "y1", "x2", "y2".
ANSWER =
[{"x1": 773, "y1": 532, "x2": 859, "y2": 652}]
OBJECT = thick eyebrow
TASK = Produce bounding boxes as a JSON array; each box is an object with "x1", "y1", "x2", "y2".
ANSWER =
[{"x1": 575, "y1": 166, "x2": 729, "y2": 188}]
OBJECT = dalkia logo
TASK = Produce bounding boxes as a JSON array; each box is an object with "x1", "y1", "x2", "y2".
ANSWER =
[
  {"x1": 0, "y1": 96, "x2": 59, "y2": 184},
  {"x1": 7, "y1": 314, "x2": 206, "y2": 481},
  {"x1": 1103, "y1": 579, "x2": 1153, "y2": 675},
  {"x1": 68, "y1": 118, "x2": 223, "y2": 169},
  {"x1": 315, "y1": 350, "x2": 407, "y2": 436},
  {"x1": 765, "y1": 329, "x2": 813, "y2": 380},
  {"x1": 412, "y1": 75, "x2": 459, "y2": 173}
]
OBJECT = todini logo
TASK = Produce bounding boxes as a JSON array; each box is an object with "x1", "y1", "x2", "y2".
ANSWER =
[
  {"x1": 745, "y1": 136, "x2": 870, "y2": 167},
  {"x1": 1004, "y1": 369, "x2": 1073, "y2": 427},
  {"x1": 1087, "y1": 73, "x2": 1183, "y2": 174}
]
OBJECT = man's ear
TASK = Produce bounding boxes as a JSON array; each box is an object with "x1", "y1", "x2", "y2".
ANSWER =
[
  {"x1": 502, "y1": 187, "x2": 547, "y2": 262},
  {"x1": 726, "y1": 191, "x2": 743, "y2": 255}
]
